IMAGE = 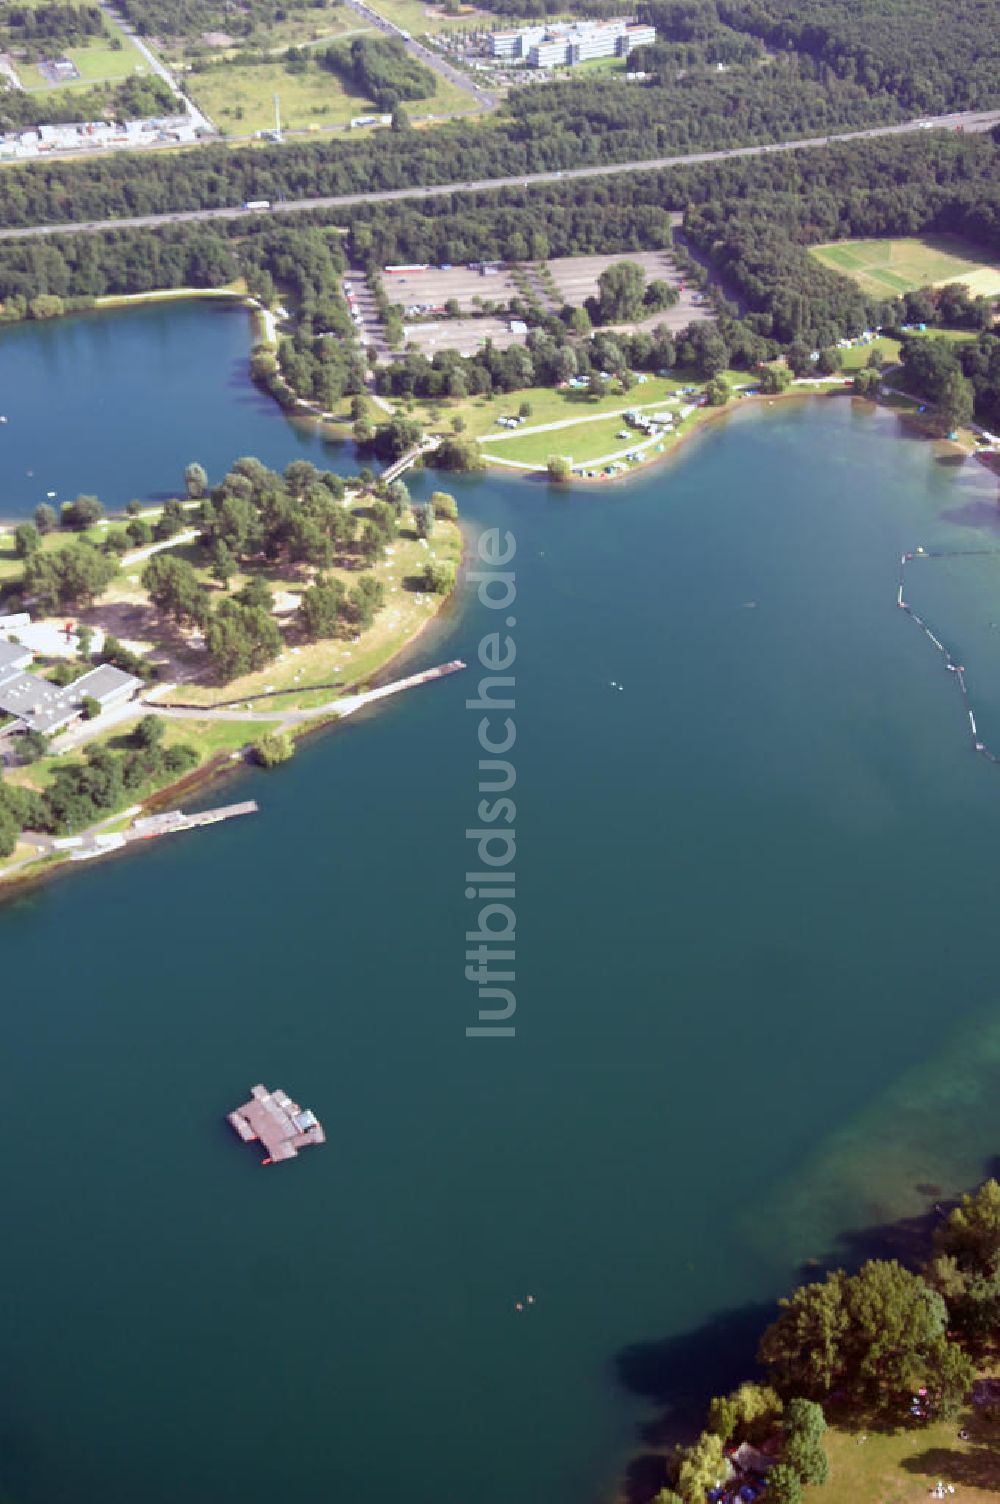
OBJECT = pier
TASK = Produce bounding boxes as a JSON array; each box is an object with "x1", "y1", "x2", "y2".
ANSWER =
[
  {"x1": 337, "y1": 659, "x2": 466, "y2": 718},
  {"x1": 227, "y1": 1084, "x2": 326, "y2": 1164},
  {"x1": 129, "y1": 801, "x2": 259, "y2": 840}
]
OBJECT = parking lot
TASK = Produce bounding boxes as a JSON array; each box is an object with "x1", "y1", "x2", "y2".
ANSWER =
[
  {"x1": 401, "y1": 314, "x2": 524, "y2": 356},
  {"x1": 385, "y1": 262, "x2": 519, "y2": 313},
  {"x1": 543, "y1": 249, "x2": 714, "y2": 332},
  {"x1": 369, "y1": 248, "x2": 715, "y2": 359}
]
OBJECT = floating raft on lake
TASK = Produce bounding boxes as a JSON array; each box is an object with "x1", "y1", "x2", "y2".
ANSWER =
[{"x1": 227, "y1": 1084, "x2": 326, "y2": 1165}]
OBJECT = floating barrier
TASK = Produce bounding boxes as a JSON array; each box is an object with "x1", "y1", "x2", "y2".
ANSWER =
[{"x1": 898, "y1": 546, "x2": 1000, "y2": 765}]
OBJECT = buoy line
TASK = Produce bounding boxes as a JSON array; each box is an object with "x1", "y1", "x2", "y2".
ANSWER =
[{"x1": 898, "y1": 546, "x2": 1000, "y2": 763}]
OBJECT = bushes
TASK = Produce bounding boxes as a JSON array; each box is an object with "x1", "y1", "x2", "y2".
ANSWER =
[{"x1": 252, "y1": 731, "x2": 294, "y2": 767}]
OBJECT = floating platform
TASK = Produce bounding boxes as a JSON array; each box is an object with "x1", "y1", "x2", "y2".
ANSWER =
[{"x1": 227, "y1": 1083, "x2": 325, "y2": 1165}]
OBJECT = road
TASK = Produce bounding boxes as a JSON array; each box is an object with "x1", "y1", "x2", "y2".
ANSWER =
[
  {"x1": 1, "y1": 108, "x2": 996, "y2": 241},
  {"x1": 338, "y1": 0, "x2": 495, "y2": 110},
  {"x1": 96, "y1": 0, "x2": 214, "y2": 132}
]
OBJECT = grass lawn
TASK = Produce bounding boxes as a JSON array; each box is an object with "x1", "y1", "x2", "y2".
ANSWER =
[
  {"x1": 4, "y1": 716, "x2": 268, "y2": 800},
  {"x1": 838, "y1": 335, "x2": 902, "y2": 370},
  {"x1": 360, "y1": 0, "x2": 476, "y2": 32},
  {"x1": 411, "y1": 376, "x2": 697, "y2": 440},
  {"x1": 811, "y1": 236, "x2": 1000, "y2": 299},
  {"x1": 486, "y1": 413, "x2": 655, "y2": 468},
  {"x1": 188, "y1": 56, "x2": 472, "y2": 133},
  {"x1": 811, "y1": 1401, "x2": 1000, "y2": 1504},
  {"x1": 15, "y1": 9, "x2": 153, "y2": 92}
]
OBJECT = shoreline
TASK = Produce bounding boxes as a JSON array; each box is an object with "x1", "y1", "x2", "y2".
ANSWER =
[
  {"x1": 0, "y1": 555, "x2": 465, "y2": 902},
  {"x1": 479, "y1": 379, "x2": 990, "y2": 490}
]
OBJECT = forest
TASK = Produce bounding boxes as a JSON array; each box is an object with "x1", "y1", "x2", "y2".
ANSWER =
[
  {"x1": 116, "y1": 0, "x2": 336, "y2": 41},
  {"x1": 321, "y1": 37, "x2": 436, "y2": 111},
  {"x1": 0, "y1": 2, "x2": 103, "y2": 51},
  {"x1": 0, "y1": 41, "x2": 991, "y2": 232},
  {"x1": 1, "y1": 133, "x2": 998, "y2": 418}
]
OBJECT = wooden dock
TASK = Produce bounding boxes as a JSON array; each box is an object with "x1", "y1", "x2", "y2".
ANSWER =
[
  {"x1": 129, "y1": 801, "x2": 258, "y2": 841},
  {"x1": 227, "y1": 1084, "x2": 326, "y2": 1165}
]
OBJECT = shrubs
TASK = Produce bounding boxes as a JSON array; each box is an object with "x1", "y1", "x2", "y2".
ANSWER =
[{"x1": 252, "y1": 732, "x2": 294, "y2": 768}]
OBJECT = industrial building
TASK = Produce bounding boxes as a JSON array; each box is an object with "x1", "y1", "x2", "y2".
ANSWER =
[{"x1": 488, "y1": 18, "x2": 655, "y2": 67}]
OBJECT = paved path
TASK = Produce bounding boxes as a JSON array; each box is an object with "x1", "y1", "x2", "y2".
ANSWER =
[
  {"x1": 97, "y1": 1, "x2": 214, "y2": 132},
  {"x1": 2, "y1": 110, "x2": 997, "y2": 240}
]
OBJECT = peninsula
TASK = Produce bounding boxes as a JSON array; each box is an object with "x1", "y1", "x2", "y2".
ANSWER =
[{"x1": 0, "y1": 458, "x2": 463, "y2": 888}]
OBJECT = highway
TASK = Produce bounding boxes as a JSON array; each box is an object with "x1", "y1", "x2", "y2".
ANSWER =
[{"x1": 0, "y1": 108, "x2": 997, "y2": 242}]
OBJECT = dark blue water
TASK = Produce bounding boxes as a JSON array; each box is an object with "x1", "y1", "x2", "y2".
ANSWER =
[
  {"x1": 3, "y1": 310, "x2": 1000, "y2": 1504},
  {"x1": 0, "y1": 300, "x2": 352, "y2": 517}
]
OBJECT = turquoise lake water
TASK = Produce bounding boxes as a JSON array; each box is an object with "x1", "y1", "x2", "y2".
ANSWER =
[{"x1": 3, "y1": 304, "x2": 1000, "y2": 1504}]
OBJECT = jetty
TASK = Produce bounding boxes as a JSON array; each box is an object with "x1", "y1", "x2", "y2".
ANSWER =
[
  {"x1": 129, "y1": 801, "x2": 258, "y2": 840},
  {"x1": 337, "y1": 659, "x2": 466, "y2": 718},
  {"x1": 227, "y1": 1084, "x2": 326, "y2": 1165}
]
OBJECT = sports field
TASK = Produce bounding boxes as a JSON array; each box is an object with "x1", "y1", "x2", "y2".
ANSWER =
[{"x1": 811, "y1": 236, "x2": 1000, "y2": 298}]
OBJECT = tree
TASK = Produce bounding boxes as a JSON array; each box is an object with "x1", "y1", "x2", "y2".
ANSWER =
[
  {"x1": 766, "y1": 1463, "x2": 802, "y2": 1504},
  {"x1": 706, "y1": 376, "x2": 730, "y2": 405},
  {"x1": 299, "y1": 575, "x2": 346, "y2": 639},
  {"x1": 758, "y1": 1270, "x2": 850, "y2": 1399},
  {"x1": 33, "y1": 503, "x2": 56, "y2": 535},
  {"x1": 707, "y1": 1383, "x2": 783, "y2": 1445},
  {"x1": 423, "y1": 560, "x2": 455, "y2": 595},
  {"x1": 211, "y1": 539, "x2": 237, "y2": 589},
  {"x1": 132, "y1": 715, "x2": 165, "y2": 750},
  {"x1": 760, "y1": 365, "x2": 792, "y2": 394},
  {"x1": 854, "y1": 367, "x2": 882, "y2": 397},
  {"x1": 596, "y1": 260, "x2": 646, "y2": 324},
  {"x1": 673, "y1": 1431, "x2": 728, "y2": 1504},
  {"x1": 14, "y1": 522, "x2": 40, "y2": 558},
  {"x1": 76, "y1": 624, "x2": 93, "y2": 661},
  {"x1": 431, "y1": 491, "x2": 458, "y2": 520},
  {"x1": 547, "y1": 455, "x2": 572, "y2": 482},
  {"x1": 413, "y1": 503, "x2": 434, "y2": 539},
  {"x1": 184, "y1": 462, "x2": 208, "y2": 499},
  {"x1": 815, "y1": 346, "x2": 843, "y2": 376},
  {"x1": 61, "y1": 494, "x2": 104, "y2": 530},
  {"x1": 24, "y1": 541, "x2": 116, "y2": 612},
  {"x1": 936, "y1": 370, "x2": 974, "y2": 436},
  {"x1": 80, "y1": 696, "x2": 101, "y2": 720},
  {"x1": 433, "y1": 434, "x2": 484, "y2": 472},
  {"x1": 252, "y1": 732, "x2": 294, "y2": 767},
  {"x1": 759, "y1": 1261, "x2": 971, "y2": 1416},
  {"x1": 154, "y1": 498, "x2": 187, "y2": 541},
  {"x1": 204, "y1": 600, "x2": 282, "y2": 681},
  {"x1": 126, "y1": 518, "x2": 153, "y2": 548},
  {"x1": 142, "y1": 555, "x2": 207, "y2": 627},
  {"x1": 783, "y1": 1398, "x2": 828, "y2": 1485}
]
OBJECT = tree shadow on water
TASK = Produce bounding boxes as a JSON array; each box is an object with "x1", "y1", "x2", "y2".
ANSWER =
[{"x1": 616, "y1": 1299, "x2": 776, "y2": 1444}]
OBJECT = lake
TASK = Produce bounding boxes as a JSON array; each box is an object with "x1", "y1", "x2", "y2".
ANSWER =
[{"x1": 2, "y1": 304, "x2": 1000, "y2": 1504}]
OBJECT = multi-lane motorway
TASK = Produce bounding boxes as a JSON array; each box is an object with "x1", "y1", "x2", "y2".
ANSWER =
[{"x1": 0, "y1": 109, "x2": 997, "y2": 242}]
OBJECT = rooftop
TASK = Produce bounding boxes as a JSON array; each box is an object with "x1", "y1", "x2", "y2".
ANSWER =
[
  {"x1": 227, "y1": 1084, "x2": 326, "y2": 1164},
  {"x1": 0, "y1": 662, "x2": 140, "y2": 735}
]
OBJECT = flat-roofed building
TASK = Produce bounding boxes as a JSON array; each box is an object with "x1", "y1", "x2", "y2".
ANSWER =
[
  {"x1": 0, "y1": 662, "x2": 141, "y2": 737},
  {"x1": 0, "y1": 640, "x2": 33, "y2": 681}
]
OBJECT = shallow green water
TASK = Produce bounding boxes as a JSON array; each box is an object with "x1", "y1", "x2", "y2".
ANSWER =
[{"x1": 3, "y1": 309, "x2": 1000, "y2": 1504}]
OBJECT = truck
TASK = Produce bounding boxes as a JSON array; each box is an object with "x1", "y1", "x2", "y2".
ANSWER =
[{"x1": 242, "y1": 199, "x2": 271, "y2": 211}]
